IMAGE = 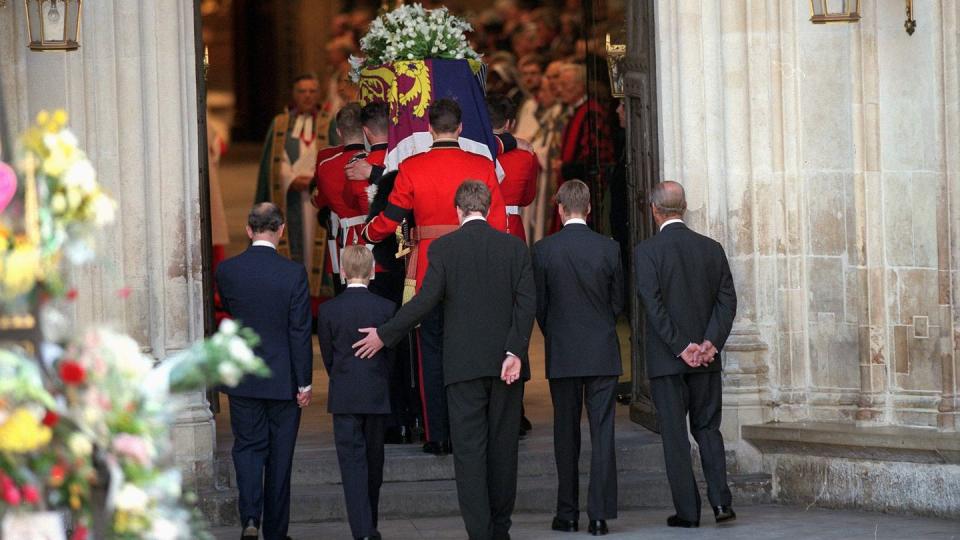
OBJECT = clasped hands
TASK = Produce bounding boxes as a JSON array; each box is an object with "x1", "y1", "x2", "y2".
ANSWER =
[
  {"x1": 680, "y1": 340, "x2": 717, "y2": 368},
  {"x1": 353, "y1": 328, "x2": 522, "y2": 385}
]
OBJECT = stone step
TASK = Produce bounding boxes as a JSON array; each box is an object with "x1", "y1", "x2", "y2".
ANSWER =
[
  {"x1": 200, "y1": 471, "x2": 772, "y2": 527},
  {"x1": 214, "y1": 432, "x2": 667, "y2": 487}
]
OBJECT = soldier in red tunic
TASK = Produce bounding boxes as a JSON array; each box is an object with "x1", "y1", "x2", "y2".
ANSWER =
[
  {"x1": 362, "y1": 98, "x2": 508, "y2": 454},
  {"x1": 315, "y1": 103, "x2": 369, "y2": 253},
  {"x1": 487, "y1": 94, "x2": 540, "y2": 245}
]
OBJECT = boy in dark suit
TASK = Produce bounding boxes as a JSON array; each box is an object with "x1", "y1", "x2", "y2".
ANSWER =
[{"x1": 317, "y1": 245, "x2": 396, "y2": 540}]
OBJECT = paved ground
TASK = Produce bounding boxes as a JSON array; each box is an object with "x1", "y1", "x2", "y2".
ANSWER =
[{"x1": 210, "y1": 505, "x2": 959, "y2": 539}]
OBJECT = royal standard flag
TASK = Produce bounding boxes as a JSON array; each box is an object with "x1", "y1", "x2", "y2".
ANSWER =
[{"x1": 358, "y1": 59, "x2": 502, "y2": 177}]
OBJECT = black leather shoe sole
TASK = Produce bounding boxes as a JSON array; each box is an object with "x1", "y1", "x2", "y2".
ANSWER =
[
  {"x1": 713, "y1": 506, "x2": 737, "y2": 523},
  {"x1": 550, "y1": 517, "x2": 578, "y2": 532}
]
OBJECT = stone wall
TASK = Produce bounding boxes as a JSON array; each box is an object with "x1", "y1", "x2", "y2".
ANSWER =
[
  {"x1": 0, "y1": 1, "x2": 213, "y2": 487},
  {"x1": 652, "y1": 0, "x2": 960, "y2": 514}
]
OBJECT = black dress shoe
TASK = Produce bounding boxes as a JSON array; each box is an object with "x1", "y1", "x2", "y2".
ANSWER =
[
  {"x1": 587, "y1": 520, "x2": 608, "y2": 536},
  {"x1": 422, "y1": 440, "x2": 452, "y2": 455},
  {"x1": 240, "y1": 518, "x2": 258, "y2": 539},
  {"x1": 550, "y1": 517, "x2": 578, "y2": 532},
  {"x1": 713, "y1": 505, "x2": 736, "y2": 523},
  {"x1": 667, "y1": 515, "x2": 699, "y2": 528},
  {"x1": 384, "y1": 426, "x2": 412, "y2": 444},
  {"x1": 520, "y1": 416, "x2": 532, "y2": 431}
]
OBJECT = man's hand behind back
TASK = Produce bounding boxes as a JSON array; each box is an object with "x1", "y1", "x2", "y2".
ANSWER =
[
  {"x1": 501, "y1": 355, "x2": 521, "y2": 385},
  {"x1": 297, "y1": 388, "x2": 312, "y2": 408}
]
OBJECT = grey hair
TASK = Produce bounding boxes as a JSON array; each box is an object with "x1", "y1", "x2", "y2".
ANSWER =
[{"x1": 650, "y1": 181, "x2": 686, "y2": 217}]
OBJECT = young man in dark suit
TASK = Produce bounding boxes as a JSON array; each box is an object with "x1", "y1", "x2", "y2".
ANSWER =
[
  {"x1": 634, "y1": 181, "x2": 738, "y2": 528},
  {"x1": 354, "y1": 180, "x2": 536, "y2": 540},
  {"x1": 216, "y1": 202, "x2": 314, "y2": 540},
  {"x1": 317, "y1": 245, "x2": 395, "y2": 540},
  {"x1": 532, "y1": 180, "x2": 623, "y2": 536}
]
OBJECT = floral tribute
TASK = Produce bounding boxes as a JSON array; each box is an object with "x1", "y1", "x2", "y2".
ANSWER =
[
  {"x1": 349, "y1": 3, "x2": 480, "y2": 80},
  {"x1": 0, "y1": 110, "x2": 116, "y2": 302},
  {"x1": 0, "y1": 112, "x2": 270, "y2": 539}
]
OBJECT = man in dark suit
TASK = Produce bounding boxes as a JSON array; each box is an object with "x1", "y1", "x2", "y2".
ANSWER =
[
  {"x1": 318, "y1": 245, "x2": 396, "y2": 540},
  {"x1": 216, "y1": 203, "x2": 314, "y2": 540},
  {"x1": 532, "y1": 180, "x2": 623, "y2": 536},
  {"x1": 634, "y1": 181, "x2": 737, "y2": 528},
  {"x1": 354, "y1": 180, "x2": 536, "y2": 540}
]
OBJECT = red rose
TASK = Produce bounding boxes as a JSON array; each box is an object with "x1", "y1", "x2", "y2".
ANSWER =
[
  {"x1": 71, "y1": 524, "x2": 88, "y2": 540},
  {"x1": 49, "y1": 464, "x2": 66, "y2": 487},
  {"x1": 3, "y1": 485, "x2": 20, "y2": 506},
  {"x1": 42, "y1": 409, "x2": 59, "y2": 427},
  {"x1": 66, "y1": 288, "x2": 79, "y2": 301},
  {"x1": 59, "y1": 361, "x2": 86, "y2": 385},
  {"x1": 21, "y1": 484, "x2": 40, "y2": 505}
]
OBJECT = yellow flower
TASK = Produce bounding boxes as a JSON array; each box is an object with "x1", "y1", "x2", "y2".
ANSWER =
[
  {"x1": 0, "y1": 408, "x2": 52, "y2": 453},
  {"x1": 52, "y1": 109, "x2": 68, "y2": 128},
  {"x1": 2, "y1": 243, "x2": 41, "y2": 297},
  {"x1": 36, "y1": 110, "x2": 50, "y2": 126}
]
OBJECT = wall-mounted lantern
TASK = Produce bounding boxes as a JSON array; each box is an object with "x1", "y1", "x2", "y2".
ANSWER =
[
  {"x1": 24, "y1": 0, "x2": 82, "y2": 51},
  {"x1": 809, "y1": 0, "x2": 861, "y2": 24}
]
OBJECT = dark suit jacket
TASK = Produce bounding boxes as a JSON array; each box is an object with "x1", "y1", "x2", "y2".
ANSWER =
[
  {"x1": 216, "y1": 245, "x2": 313, "y2": 400},
  {"x1": 378, "y1": 219, "x2": 536, "y2": 385},
  {"x1": 317, "y1": 286, "x2": 396, "y2": 414},
  {"x1": 532, "y1": 222, "x2": 624, "y2": 379},
  {"x1": 634, "y1": 222, "x2": 737, "y2": 379}
]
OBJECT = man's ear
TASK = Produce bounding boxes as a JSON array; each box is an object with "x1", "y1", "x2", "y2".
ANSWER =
[
  {"x1": 277, "y1": 223, "x2": 286, "y2": 238},
  {"x1": 246, "y1": 225, "x2": 254, "y2": 240},
  {"x1": 455, "y1": 123, "x2": 463, "y2": 138},
  {"x1": 586, "y1": 203, "x2": 592, "y2": 216}
]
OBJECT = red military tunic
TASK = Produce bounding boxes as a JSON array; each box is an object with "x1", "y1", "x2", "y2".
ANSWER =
[
  {"x1": 316, "y1": 143, "x2": 367, "y2": 245},
  {"x1": 343, "y1": 142, "x2": 387, "y2": 218},
  {"x1": 363, "y1": 140, "x2": 508, "y2": 291},
  {"x1": 310, "y1": 145, "x2": 343, "y2": 210},
  {"x1": 497, "y1": 146, "x2": 540, "y2": 243}
]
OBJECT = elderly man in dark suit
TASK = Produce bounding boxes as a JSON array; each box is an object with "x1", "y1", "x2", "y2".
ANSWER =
[
  {"x1": 318, "y1": 245, "x2": 396, "y2": 540},
  {"x1": 634, "y1": 181, "x2": 737, "y2": 528},
  {"x1": 353, "y1": 180, "x2": 536, "y2": 540},
  {"x1": 216, "y1": 202, "x2": 314, "y2": 540},
  {"x1": 532, "y1": 179, "x2": 623, "y2": 536}
]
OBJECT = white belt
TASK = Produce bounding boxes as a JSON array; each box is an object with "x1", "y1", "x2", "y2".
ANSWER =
[
  {"x1": 506, "y1": 205, "x2": 520, "y2": 216},
  {"x1": 340, "y1": 215, "x2": 367, "y2": 231}
]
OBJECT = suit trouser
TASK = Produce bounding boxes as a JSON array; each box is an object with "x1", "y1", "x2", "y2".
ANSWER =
[
  {"x1": 418, "y1": 305, "x2": 449, "y2": 442},
  {"x1": 549, "y1": 376, "x2": 619, "y2": 521},
  {"x1": 229, "y1": 396, "x2": 301, "y2": 540},
  {"x1": 333, "y1": 414, "x2": 387, "y2": 538},
  {"x1": 648, "y1": 371, "x2": 732, "y2": 522},
  {"x1": 447, "y1": 377, "x2": 523, "y2": 540}
]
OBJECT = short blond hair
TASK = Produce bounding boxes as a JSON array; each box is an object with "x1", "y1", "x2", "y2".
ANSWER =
[{"x1": 341, "y1": 245, "x2": 373, "y2": 281}]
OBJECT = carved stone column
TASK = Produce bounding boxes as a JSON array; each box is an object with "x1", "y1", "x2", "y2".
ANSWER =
[{"x1": 0, "y1": 0, "x2": 213, "y2": 485}]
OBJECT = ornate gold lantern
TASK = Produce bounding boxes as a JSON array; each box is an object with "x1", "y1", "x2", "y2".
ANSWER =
[
  {"x1": 809, "y1": 0, "x2": 860, "y2": 24},
  {"x1": 605, "y1": 34, "x2": 626, "y2": 99},
  {"x1": 24, "y1": 0, "x2": 83, "y2": 51}
]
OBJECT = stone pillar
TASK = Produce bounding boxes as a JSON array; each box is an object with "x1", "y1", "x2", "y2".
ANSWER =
[
  {"x1": 850, "y1": 1, "x2": 890, "y2": 426},
  {"x1": 942, "y1": 1, "x2": 960, "y2": 432},
  {"x1": 0, "y1": 0, "x2": 213, "y2": 484}
]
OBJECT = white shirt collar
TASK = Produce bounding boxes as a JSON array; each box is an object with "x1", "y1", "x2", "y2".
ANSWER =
[
  {"x1": 346, "y1": 283, "x2": 368, "y2": 288},
  {"x1": 564, "y1": 218, "x2": 587, "y2": 226},
  {"x1": 252, "y1": 239, "x2": 277, "y2": 249},
  {"x1": 461, "y1": 215, "x2": 487, "y2": 225},
  {"x1": 659, "y1": 218, "x2": 684, "y2": 232}
]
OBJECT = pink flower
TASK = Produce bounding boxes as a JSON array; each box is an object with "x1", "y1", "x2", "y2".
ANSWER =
[{"x1": 111, "y1": 434, "x2": 152, "y2": 466}]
